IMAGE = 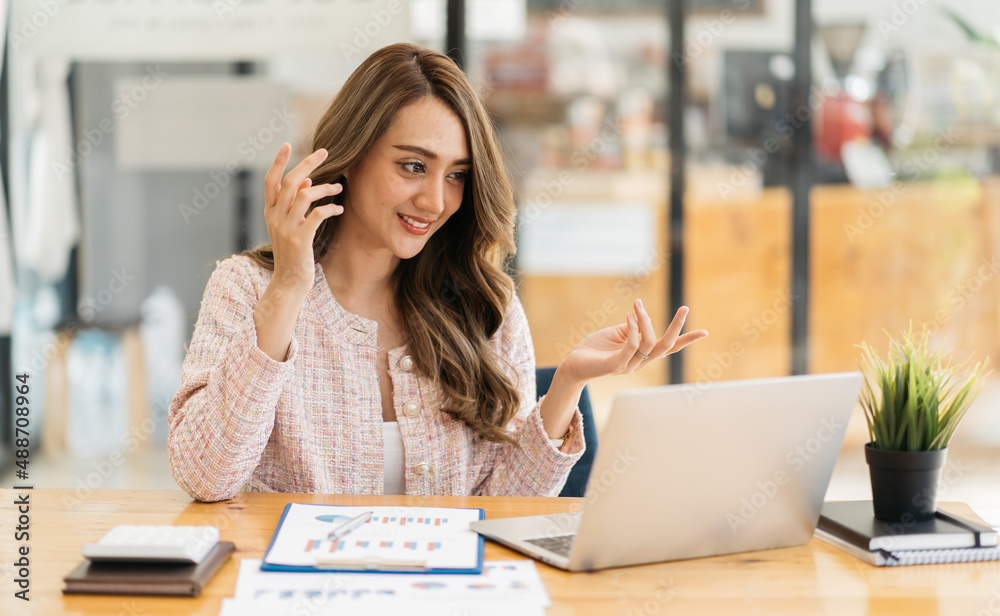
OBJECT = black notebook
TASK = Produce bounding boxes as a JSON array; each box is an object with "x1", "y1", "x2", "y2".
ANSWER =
[
  {"x1": 63, "y1": 541, "x2": 235, "y2": 596},
  {"x1": 815, "y1": 502, "x2": 1000, "y2": 567},
  {"x1": 817, "y1": 501, "x2": 998, "y2": 551}
]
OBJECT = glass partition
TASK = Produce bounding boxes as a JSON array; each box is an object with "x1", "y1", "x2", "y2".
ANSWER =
[{"x1": 465, "y1": 2, "x2": 670, "y2": 420}]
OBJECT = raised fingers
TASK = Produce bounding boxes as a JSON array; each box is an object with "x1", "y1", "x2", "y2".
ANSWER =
[
  {"x1": 291, "y1": 181, "x2": 343, "y2": 218},
  {"x1": 664, "y1": 305, "x2": 690, "y2": 341},
  {"x1": 617, "y1": 313, "x2": 642, "y2": 368},
  {"x1": 631, "y1": 306, "x2": 684, "y2": 363},
  {"x1": 661, "y1": 329, "x2": 710, "y2": 357},
  {"x1": 305, "y1": 202, "x2": 345, "y2": 231},
  {"x1": 275, "y1": 148, "x2": 329, "y2": 213},
  {"x1": 264, "y1": 143, "x2": 292, "y2": 210},
  {"x1": 627, "y1": 299, "x2": 658, "y2": 370},
  {"x1": 639, "y1": 305, "x2": 710, "y2": 361},
  {"x1": 635, "y1": 300, "x2": 657, "y2": 353}
]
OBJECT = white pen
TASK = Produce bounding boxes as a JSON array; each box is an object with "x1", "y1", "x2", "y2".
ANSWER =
[{"x1": 326, "y1": 511, "x2": 373, "y2": 540}]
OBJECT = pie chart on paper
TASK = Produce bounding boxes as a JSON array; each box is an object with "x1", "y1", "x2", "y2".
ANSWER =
[{"x1": 315, "y1": 515, "x2": 353, "y2": 524}]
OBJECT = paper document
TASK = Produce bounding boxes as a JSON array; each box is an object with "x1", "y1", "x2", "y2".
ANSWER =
[
  {"x1": 219, "y1": 599, "x2": 546, "y2": 616},
  {"x1": 235, "y1": 558, "x2": 549, "y2": 603},
  {"x1": 221, "y1": 558, "x2": 550, "y2": 616},
  {"x1": 262, "y1": 504, "x2": 483, "y2": 572}
]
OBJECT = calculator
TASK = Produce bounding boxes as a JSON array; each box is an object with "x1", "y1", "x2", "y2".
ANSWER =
[{"x1": 82, "y1": 525, "x2": 220, "y2": 564}]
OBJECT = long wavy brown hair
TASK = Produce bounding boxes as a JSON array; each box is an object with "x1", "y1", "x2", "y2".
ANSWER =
[{"x1": 244, "y1": 43, "x2": 522, "y2": 445}]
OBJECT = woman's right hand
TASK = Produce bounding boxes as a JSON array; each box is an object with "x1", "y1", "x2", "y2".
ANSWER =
[{"x1": 263, "y1": 143, "x2": 344, "y2": 295}]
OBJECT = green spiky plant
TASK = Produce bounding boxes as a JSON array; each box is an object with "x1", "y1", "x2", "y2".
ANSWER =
[
  {"x1": 858, "y1": 325, "x2": 990, "y2": 452},
  {"x1": 940, "y1": 6, "x2": 999, "y2": 49}
]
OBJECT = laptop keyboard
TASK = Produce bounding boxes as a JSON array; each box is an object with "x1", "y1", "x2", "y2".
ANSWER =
[{"x1": 524, "y1": 534, "x2": 576, "y2": 558}]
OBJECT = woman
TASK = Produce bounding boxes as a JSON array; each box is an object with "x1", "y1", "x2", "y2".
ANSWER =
[{"x1": 168, "y1": 43, "x2": 707, "y2": 502}]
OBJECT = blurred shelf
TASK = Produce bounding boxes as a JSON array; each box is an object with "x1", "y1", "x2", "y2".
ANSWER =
[
  {"x1": 0, "y1": 445, "x2": 177, "y2": 491},
  {"x1": 517, "y1": 174, "x2": 1000, "y2": 406},
  {"x1": 486, "y1": 91, "x2": 570, "y2": 125}
]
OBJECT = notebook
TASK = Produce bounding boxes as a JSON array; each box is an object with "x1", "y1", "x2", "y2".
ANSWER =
[
  {"x1": 261, "y1": 503, "x2": 485, "y2": 574},
  {"x1": 815, "y1": 532, "x2": 1000, "y2": 566},
  {"x1": 815, "y1": 501, "x2": 1000, "y2": 567},
  {"x1": 817, "y1": 501, "x2": 999, "y2": 552},
  {"x1": 62, "y1": 541, "x2": 235, "y2": 596}
]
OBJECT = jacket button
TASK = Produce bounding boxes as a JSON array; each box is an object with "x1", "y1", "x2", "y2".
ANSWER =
[
  {"x1": 399, "y1": 355, "x2": 414, "y2": 371},
  {"x1": 403, "y1": 400, "x2": 420, "y2": 417},
  {"x1": 415, "y1": 462, "x2": 430, "y2": 476}
]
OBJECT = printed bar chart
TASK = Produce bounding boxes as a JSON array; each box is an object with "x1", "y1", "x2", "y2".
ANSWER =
[
  {"x1": 265, "y1": 504, "x2": 482, "y2": 571},
  {"x1": 370, "y1": 516, "x2": 451, "y2": 526},
  {"x1": 307, "y1": 539, "x2": 448, "y2": 553}
]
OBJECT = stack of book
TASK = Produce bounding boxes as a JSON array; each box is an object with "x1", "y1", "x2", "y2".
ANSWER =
[
  {"x1": 63, "y1": 525, "x2": 234, "y2": 596},
  {"x1": 815, "y1": 501, "x2": 1000, "y2": 566}
]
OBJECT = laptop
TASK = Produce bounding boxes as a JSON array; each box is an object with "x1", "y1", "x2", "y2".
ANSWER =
[{"x1": 471, "y1": 372, "x2": 863, "y2": 571}]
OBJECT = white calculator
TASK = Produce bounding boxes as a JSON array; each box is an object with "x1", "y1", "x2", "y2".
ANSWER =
[{"x1": 82, "y1": 525, "x2": 220, "y2": 564}]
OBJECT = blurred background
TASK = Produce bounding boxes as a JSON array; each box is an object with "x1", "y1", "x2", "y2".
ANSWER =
[{"x1": 0, "y1": 0, "x2": 998, "y2": 518}]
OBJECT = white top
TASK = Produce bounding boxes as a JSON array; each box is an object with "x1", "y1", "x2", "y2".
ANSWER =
[{"x1": 382, "y1": 421, "x2": 406, "y2": 495}]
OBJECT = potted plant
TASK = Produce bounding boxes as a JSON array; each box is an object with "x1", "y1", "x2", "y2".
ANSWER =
[{"x1": 857, "y1": 325, "x2": 990, "y2": 523}]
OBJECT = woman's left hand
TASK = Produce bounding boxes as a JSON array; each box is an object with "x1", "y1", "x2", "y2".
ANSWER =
[{"x1": 557, "y1": 300, "x2": 708, "y2": 384}]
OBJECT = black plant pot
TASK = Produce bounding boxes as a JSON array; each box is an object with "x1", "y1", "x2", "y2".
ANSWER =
[{"x1": 865, "y1": 443, "x2": 947, "y2": 523}]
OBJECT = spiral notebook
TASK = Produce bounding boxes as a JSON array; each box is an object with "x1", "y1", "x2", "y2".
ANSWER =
[
  {"x1": 261, "y1": 503, "x2": 485, "y2": 574},
  {"x1": 816, "y1": 530, "x2": 1000, "y2": 566},
  {"x1": 815, "y1": 501, "x2": 1000, "y2": 567}
]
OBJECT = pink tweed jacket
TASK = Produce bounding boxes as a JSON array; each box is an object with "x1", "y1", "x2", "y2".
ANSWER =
[{"x1": 168, "y1": 255, "x2": 585, "y2": 502}]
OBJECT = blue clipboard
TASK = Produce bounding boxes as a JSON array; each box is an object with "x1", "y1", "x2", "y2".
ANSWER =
[{"x1": 260, "y1": 503, "x2": 486, "y2": 574}]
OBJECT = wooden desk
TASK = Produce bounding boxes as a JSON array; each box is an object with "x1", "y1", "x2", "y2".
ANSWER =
[{"x1": 3, "y1": 490, "x2": 998, "y2": 615}]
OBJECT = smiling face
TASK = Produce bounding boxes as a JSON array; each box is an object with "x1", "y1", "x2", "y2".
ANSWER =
[{"x1": 336, "y1": 96, "x2": 471, "y2": 262}]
